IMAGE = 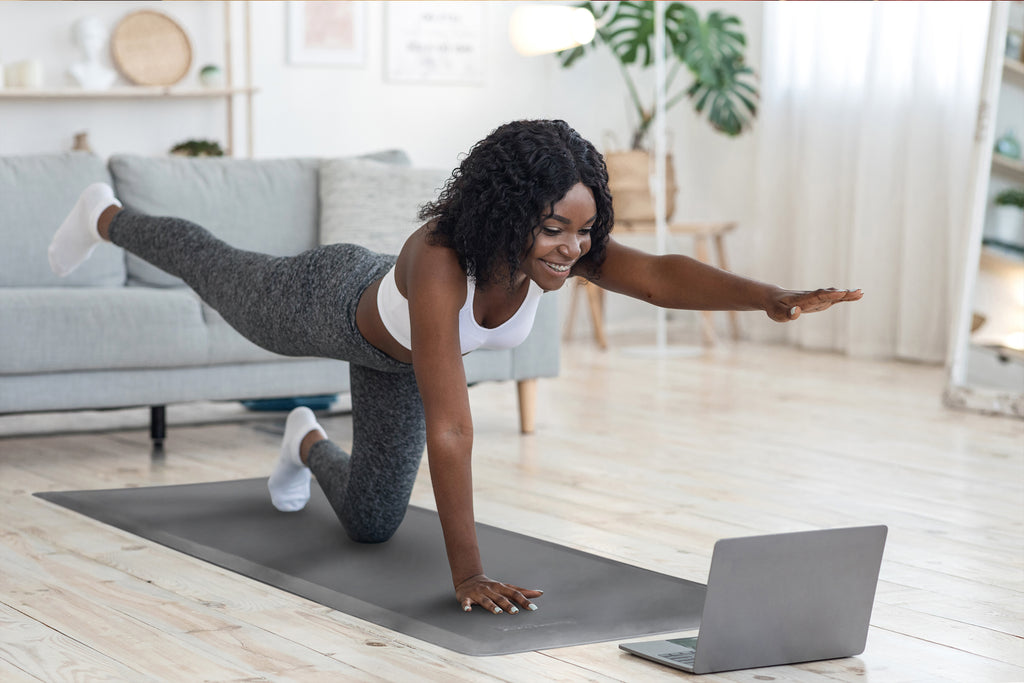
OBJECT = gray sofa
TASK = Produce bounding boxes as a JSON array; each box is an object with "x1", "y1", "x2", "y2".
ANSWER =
[{"x1": 0, "y1": 152, "x2": 559, "y2": 444}]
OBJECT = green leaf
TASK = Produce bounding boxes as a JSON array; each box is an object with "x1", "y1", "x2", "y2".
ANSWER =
[
  {"x1": 678, "y1": 10, "x2": 758, "y2": 136},
  {"x1": 605, "y1": 2, "x2": 657, "y2": 67},
  {"x1": 558, "y1": 44, "x2": 588, "y2": 68},
  {"x1": 557, "y1": 1, "x2": 760, "y2": 144}
]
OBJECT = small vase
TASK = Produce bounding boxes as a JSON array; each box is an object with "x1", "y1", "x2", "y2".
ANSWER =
[
  {"x1": 199, "y1": 65, "x2": 223, "y2": 88},
  {"x1": 989, "y1": 205, "x2": 1024, "y2": 245},
  {"x1": 995, "y1": 129, "x2": 1022, "y2": 160}
]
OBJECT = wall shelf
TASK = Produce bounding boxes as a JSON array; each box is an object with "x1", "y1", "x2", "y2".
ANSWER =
[
  {"x1": 992, "y1": 153, "x2": 1024, "y2": 180},
  {"x1": 1005, "y1": 56, "x2": 1024, "y2": 82},
  {"x1": 0, "y1": 87, "x2": 257, "y2": 100},
  {"x1": 980, "y1": 243, "x2": 1024, "y2": 271}
]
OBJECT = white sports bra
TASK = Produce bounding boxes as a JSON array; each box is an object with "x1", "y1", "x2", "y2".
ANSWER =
[{"x1": 376, "y1": 264, "x2": 544, "y2": 354}]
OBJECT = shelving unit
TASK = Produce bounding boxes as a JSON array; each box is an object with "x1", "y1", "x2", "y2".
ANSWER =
[
  {"x1": 979, "y1": 19, "x2": 1024, "y2": 267},
  {"x1": 946, "y1": 2, "x2": 1024, "y2": 418},
  {"x1": 0, "y1": 2, "x2": 254, "y2": 156}
]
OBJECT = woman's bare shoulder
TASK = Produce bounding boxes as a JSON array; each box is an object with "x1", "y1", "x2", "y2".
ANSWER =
[{"x1": 396, "y1": 223, "x2": 466, "y2": 296}]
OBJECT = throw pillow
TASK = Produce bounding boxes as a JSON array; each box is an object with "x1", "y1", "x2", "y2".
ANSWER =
[
  {"x1": 0, "y1": 152, "x2": 126, "y2": 288},
  {"x1": 319, "y1": 157, "x2": 450, "y2": 254}
]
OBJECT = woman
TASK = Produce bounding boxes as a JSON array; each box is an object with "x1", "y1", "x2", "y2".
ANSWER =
[{"x1": 49, "y1": 120, "x2": 861, "y2": 617}]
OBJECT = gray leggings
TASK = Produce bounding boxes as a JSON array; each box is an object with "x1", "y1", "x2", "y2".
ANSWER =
[{"x1": 109, "y1": 210, "x2": 426, "y2": 543}]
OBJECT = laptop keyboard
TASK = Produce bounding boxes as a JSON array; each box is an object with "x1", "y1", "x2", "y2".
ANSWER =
[{"x1": 658, "y1": 648, "x2": 696, "y2": 666}]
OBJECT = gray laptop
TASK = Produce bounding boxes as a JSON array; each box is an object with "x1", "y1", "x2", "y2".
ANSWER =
[{"x1": 620, "y1": 525, "x2": 887, "y2": 675}]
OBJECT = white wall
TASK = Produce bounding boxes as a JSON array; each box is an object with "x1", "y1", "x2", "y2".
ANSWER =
[
  {"x1": 0, "y1": 0, "x2": 765, "y2": 338},
  {"x1": 252, "y1": 1, "x2": 587, "y2": 167}
]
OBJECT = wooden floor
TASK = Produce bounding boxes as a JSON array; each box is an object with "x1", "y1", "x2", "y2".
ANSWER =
[{"x1": 1, "y1": 340, "x2": 1022, "y2": 682}]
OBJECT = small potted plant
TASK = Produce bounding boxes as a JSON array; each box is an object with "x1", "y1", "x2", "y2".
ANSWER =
[
  {"x1": 170, "y1": 139, "x2": 225, "y2": 157},
  {"x1": 991, "y1": 188, "x2": 1024, "y2": 246}
]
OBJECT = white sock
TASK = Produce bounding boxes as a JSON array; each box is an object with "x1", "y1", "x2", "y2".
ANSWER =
[
  {"x1": 48, "y1": 182, "x2": 121, "y2": 277},
  {"x1": 268, "y1": 407, "x2": 325, "y2": 512}
]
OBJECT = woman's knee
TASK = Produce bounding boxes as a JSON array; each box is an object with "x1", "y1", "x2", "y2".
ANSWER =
[
  {"x1": 341, "y1": 504, "x2": 405, "y2": 543},
  {"x1": 344, "y1": 520, "x2": 399, "y2": 544}
]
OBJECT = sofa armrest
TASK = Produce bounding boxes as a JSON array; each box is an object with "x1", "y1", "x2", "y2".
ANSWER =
[{"x1": 510, "y1": 294, "x2": 560, "y2": 381}]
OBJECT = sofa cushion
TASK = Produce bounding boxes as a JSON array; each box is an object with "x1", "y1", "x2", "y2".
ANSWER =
[
  {"x1": 319, "y1": 157, "x2": 450, "y2": 254},
  {"x1": 0, "y1": 153, "x2": 126, "y2": 288},
  {"x1": 0, "y1": 288, "x2": 208, "y2": 374},
  {"x1": 110, "y1": 155, "x2": 322, "y2": 288},
  {"x1": 200, "y1": 301, "x2": 291, "y2": 364}
]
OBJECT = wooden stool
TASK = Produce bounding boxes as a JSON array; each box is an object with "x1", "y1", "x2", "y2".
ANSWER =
[
  {"x1": 667, "y1": 220, "x2": 741, "y2": 345},
  {"x1": 563, "y1": 278, "x2": 608, "y2": 349},
  {"x1": 564, "y1": 220, "x2": 741, "y2": 347}
]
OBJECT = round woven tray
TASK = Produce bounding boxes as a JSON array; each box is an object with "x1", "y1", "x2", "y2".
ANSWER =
[{"x1": 112, "y1": 10, "x2": 192, "y2": 86}]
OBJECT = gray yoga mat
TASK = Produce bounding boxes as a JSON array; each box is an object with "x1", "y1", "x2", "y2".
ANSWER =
[{"x1": 36, "y1": 478, "x2": 705, "y2": 656}]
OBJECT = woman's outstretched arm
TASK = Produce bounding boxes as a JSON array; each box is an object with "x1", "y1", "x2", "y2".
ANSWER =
[{"x1": 576, "y1": 237, "x2": 862, "y2": 320}]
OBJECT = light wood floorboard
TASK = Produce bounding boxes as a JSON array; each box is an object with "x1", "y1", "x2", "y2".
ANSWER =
[{"x1": 1, "y1": 340, "x2": 1021, "y2": 682}]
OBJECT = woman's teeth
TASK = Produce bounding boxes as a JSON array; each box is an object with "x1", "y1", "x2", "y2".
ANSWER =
[{"x1": 545, "y1": 261, "x2": 570, "y2": 273}]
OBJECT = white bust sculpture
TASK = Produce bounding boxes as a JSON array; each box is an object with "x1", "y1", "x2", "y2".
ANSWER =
[{"x1": 69, "y1": 17, "x2": 116, "y2": 90}]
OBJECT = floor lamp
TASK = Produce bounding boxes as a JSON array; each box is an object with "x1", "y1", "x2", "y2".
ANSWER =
[
  {"x1": 630, "y1": 2, "x2": 703, "y2": 358},
  {"x1": 652, "y1": 1, "x2": 671, "y2": 352}
]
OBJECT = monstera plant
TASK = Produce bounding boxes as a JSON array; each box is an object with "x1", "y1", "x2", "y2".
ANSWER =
[{"x1": 559, "y1": 1, "x2": 758, "y2": 149}]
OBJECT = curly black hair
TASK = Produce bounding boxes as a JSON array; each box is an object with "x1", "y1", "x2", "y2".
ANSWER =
[{"x1": 420, "y1": 119, "x2": 614, "y2": 289}]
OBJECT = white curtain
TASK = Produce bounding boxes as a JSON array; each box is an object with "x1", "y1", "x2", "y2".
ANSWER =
[{"x1": 751, "y1": 1, "x2": 990, "y2": 362}]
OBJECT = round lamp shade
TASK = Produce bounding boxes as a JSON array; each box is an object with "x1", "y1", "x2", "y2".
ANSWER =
[{"x1": 510, "y1": 5, "x2": 596, "y2": 57}]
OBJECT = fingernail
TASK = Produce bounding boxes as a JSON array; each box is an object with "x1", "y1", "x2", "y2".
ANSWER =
[
  {"x1": 509, "y1": 606, "x2": 519, "y2": 614},
  {"x1": 789, "y1": 306, "x2": 798, "y2": 317},
  {"x1": 493, "y1": 607, "x2": 503, "y2": 614},
  {"x1": 528, "y1": 604, "x2": 538, "y2": 611},
  {"x1": 463, "y1": 605, "x2": 471, "y2": 612}
]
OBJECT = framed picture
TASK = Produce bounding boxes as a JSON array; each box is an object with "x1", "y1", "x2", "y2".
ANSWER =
[
  {"x1": 386, "y1": 2, "x2": 485, "y2": 84},
  {"x1": 288, "y1": 1, "x2": 366, "y2": 66}
]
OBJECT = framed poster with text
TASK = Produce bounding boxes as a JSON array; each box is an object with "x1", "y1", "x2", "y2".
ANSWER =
[{"x1": 386, "y1": 2, "x2": 485, "y2": 84}]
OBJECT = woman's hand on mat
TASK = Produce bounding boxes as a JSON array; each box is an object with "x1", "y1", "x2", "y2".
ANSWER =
[
  {"x1": 456, "y1": 574, "x2": 543, "y2": 615},
  {"x1": 765, "y1": 287, "x2": 863, "y2": 323}
]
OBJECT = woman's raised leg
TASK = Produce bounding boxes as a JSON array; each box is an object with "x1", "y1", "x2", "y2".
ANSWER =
[{"x1": 54, "y1": 185, "x2": 397, "y2": 365}]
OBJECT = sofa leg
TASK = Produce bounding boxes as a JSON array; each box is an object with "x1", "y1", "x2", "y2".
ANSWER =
[
  {"x1": 517, "y1": 379, "x2": 537, "y2": 434},
  {"x1": 150, "y1": 405, "x2": 166, "y2": 451}
]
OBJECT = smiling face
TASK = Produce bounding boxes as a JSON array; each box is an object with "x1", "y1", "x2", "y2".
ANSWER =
[{"x1": 518, "y1": 182, "x2": 596, "y2": 292}]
